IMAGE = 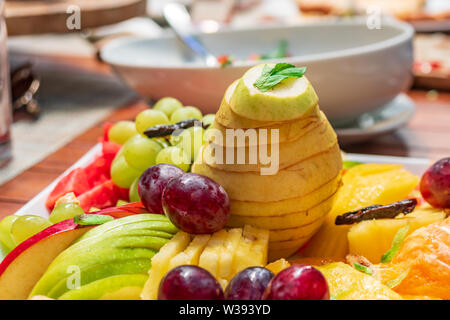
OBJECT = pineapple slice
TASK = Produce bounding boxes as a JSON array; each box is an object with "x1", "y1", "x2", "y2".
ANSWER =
[
  {"x1": 198, "y1": 229, "x2": 228, "y2": 278},
  {"x1": 348, "y1": 205, "x2": 446, "y2": 263},
  {"x1": 217, "y1": 228, "x2": 242, "y2": 281},
  {"x1": 141, "y1": 231, "x2": 191, "y2": 300},
  {"x1": 317, "y1": 262, "x2": 403, "y2": 300},
  {"x1": 302, "y1": 164, "x2": 419, "y2": 259},
  {"x1": 233, "y1": 225, "x2": 269, "y2": 273},
  {"x1": 265, "y1": 259, "x2": 291, "y2": 275},
  {"x1": 169, "y1": 234, "x2": 211, "y2": 269}
]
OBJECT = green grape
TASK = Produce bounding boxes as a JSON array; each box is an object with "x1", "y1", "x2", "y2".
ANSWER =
[
  {"x1": 111, "y1": 155, "x2": 142, "y2": 188},
  {"x1": 153, "y1": 97, "x2": 183, "y2": 117},
  {"x1": 153, "y1": 137, "x2": 171, "y2": 148},
  {"x1": 108, "y1": 121, "x2": 138, "y2": 145},
  {"x1": 174, "y1": 126, "x2": 205, "y2": 161},
  {"x1": 202, "y1": 114, "x2": 215, "y2": 127},
  {"x1": 10, "y1": 215, "x2": 52, "y2": 246},
  {"x1": 116, "y1": 200, "x2": 129, "y2": 207},
  {"x1": 49, "y1": 203, "x2": 84, "y2": 224},
  {"x1": 129, "y1": 177, "x2": 141, "y2": 203},
  {"x1": 135, "y1": 109, "x2": 170, "y2": 134},
  {"x1": 156, "y1": 146, "x2": 191, "y2": 172},
  {"x1": 89, "y1": 207, "x2": 100, "y2": 212},
  {"x1": 123, "y1": 134, "x2": 163, "y2": 170},
  {"x1": 170, "y1": 106, "x2": 202, "y2": 124},
  {"x1": 0, "y1": 215, "x2": 19, "y2": 250}
]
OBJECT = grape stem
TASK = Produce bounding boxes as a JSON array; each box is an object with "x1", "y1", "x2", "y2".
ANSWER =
[{"x1": 143, "y1": 119, "x2": 207, "y2": 138}]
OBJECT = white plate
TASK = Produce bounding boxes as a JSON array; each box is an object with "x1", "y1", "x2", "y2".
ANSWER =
[
  {"x1": 335, "y1": 93, "x2": 415, "y2": 145},
  {"x1": 14, "y1": 144, "x2": 429, "y2": 219}
]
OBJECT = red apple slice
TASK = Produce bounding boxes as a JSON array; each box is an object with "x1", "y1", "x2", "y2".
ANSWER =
[{"x1": 0, "y1": 202, "x2": 149, "y2": 300}]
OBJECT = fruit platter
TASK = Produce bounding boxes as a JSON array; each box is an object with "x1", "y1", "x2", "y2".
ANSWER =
[{"x1": 0, "y1": 63, "x2": 448, "y2": 301}]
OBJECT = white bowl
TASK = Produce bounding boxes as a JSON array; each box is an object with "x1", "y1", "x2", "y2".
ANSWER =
[{"x1": 101, "y1": 18, "x2": 414, "y2": 124}]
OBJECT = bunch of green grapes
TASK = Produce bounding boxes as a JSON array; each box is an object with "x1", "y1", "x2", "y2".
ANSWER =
[{"x1": 108, "y1": 97, "x2": 215, "y2": 201}]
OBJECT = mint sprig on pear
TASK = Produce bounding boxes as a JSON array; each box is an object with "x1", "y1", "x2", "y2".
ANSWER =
[
  {"x1": 74, "y1": 214, "x2": 114, "y2": 226},
  {"x1": 253, "y1": 63, "x2": 307, "y2": 92}
]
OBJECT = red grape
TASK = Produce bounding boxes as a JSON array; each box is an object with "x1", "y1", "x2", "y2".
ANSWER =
[
  {"x1": 158, "y1": 265, "x2": 224, "y2": 300},
  {"x1": 225, "y1": 267, "x2": 274, "y2": 300},
  {"x1": 262, "y1": 265, "x2": 329, "y2": 300},
  {"x1": 420, "y1": 157, "x2": 450, "y2": 209},
  {"x1": 138, "y1": 164, "x2": 185, "y2": 214},
  {"x1": 162, "y1": 173, "x2": 230, "y2": 234}
]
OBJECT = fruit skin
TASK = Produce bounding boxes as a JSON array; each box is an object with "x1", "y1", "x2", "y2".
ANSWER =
[
  {"x1": 59, "y1": 274, "x2": 147, "y2": 300},
  {"x1": 170, "y1": 106, "x2": 202, "y2": 124},
  {"x1": 138, "y1": 164, "x2": 185, "y2": 215},
  {"x1": 229, "y1": 64, "x2": 318, "y2": 121},
  {"x1": 162, "y1": 173, "x2": 230, "y2": 234},
  {"x1": 30, "y1": 214, "x2": 176, "y2": 299},
  {"x1": 10, "y1": 215, "x2": 52, "y2": 246},
  {"x1": 225, "y1": 267, "x2": 274, "y2": 300},
  {"x1": 158, "y1": 265, "x2": 224, "y2": 300},
  {"x1": 318, "y1": 262, "x2": 402, "y2": 300},
  {"x1": 0, "y1": 203, "x2": 152, "y2": 300},
  {"x1": 155, "y1": 146, "x2": 191, "y2": 172},
  {"x1": 0, "y1": 215, "x2": 19, "y2": 251},
  {"x1": 420, "y1": 157, "x2": 450, "y2": 208},
  {"x1": 108, "y1": 121, "x2": 137, "y2": 145},
  {"x1": 135, "y1": 109, "x2": 170, "y2": 134},
  {"x1": 262, "y1": 265, "x2": 329, "y2": 300},
  {"x1": 0, "y1": 219, "x2": 93, "y2": 300}
]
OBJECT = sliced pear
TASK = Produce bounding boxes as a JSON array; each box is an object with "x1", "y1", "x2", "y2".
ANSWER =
[
  {"x1": 168, "y1": 234, "x2": 211, "y2": 269},
  {"x1": 228, "y1": 192, "x2": 335, "y2": 230},
  {"x1": 204, "y1": 115, "x2": 337, "y2": 172},
  {"x1": 193, "y1": 143, "x2": 342, "y2": 202},
  {"x1": 230, "y1": 174, "x2": 341, "y2": 216},
  {"x1": 228, "y1": 64, "x2": 318, "y2": 121},
  {"x1": 213, "y1": 101, "x2": 321, "y2": 145},
  {"x1": 198, "y1": 229, "x2": 228, "y2": 278},
  {"x1": 141, "y1": 231, "x2": 191, "y2": 300},
  {"x1": 269, "y1": 216, "x2": 326, "y2": 242}
]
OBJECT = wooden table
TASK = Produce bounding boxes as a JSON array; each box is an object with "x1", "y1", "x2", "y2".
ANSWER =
[{"x1": 0, "y1": 55, "x2": 449, "y2": 219}]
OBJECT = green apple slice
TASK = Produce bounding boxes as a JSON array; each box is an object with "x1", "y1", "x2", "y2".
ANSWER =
[
  {"x1": 229, "y1": 64, "x2": 318, "y2": 121},
  {"x1": 58, "y1": 274, "x2": 148, "y2": 300}
]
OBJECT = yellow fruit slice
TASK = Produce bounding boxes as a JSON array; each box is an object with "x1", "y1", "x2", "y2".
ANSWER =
[
  {"x1": 204, "y1": 114, "x2": 338, "y2": 172},
  {"x1": 265, "y1": 259, "x2": 291, "y2": 275},
  {"x1": 301, "y1": 164, "x2": 419, "y2": 259},
  {"x1": 168, "y1": 234, "x2": 211, "y2": 269},
  {"x1": 269, "y1": 216, "x2": 326, "y2": 242},
  {"x1": 192, "y1": 143, "x2": 342, "y2": 202},
  {"x1": 198, "y1": 229, "x2": 228, "y2": 278},
  {"x1": 228, "y1": 192, "x2": 335, "y2": 229},
  {"x1": 269, "y1": 237, "x2": 309, "y2": 261},
  {"x1": 229, "y1": 64, "x2": 319, "y2": 121},
  {"x1": 233, "y1": 225, "x2": 269, "y2": 274},
  {"x1": 212, "y1": 103, "x2": 321, "y2": 145},
  {"x1": 348, "y1": 205, "x2": 446, "y2": 263},
  {"x1": 230, "y1": 174, "x2": 341, "y2": 216},
  {"x1": 317, "y1": 262, "x2": 403, "y2": 300},
  {"x1": 217, "y1": 228, "x2": 242, "y2": 281},
  {"x1": 141, "y1": 231, "x2": 191, "y2": 300}
]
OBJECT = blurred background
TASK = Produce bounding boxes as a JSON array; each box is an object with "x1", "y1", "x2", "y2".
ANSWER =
[{"x1": 0, "y1": 0, "x2": 449, "y2": 188}]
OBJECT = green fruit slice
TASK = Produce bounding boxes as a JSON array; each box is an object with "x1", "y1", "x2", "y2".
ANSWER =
[{"x1": 229, "y1": 64, "x2": 318, "y2": 121}]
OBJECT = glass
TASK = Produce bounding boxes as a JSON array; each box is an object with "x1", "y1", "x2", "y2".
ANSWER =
[{"x1": 0, "y1": 0, "x2": 12, "y2": 167}]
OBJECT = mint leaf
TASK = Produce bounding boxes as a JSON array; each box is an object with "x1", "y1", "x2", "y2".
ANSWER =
[
  {"x1": 253, "y1": 63, "x2": 307, "y2": 92},
  {"x1": 343, "y1": 160, "x2": 363, "y2": 170},
  {"x1": 74, "y1": 214, "x2": 114, "y2": 226},
  {"x1": 353, "y1": 262, "x2": 373, "y2": 275},
  {"x1": 381, "y1": 224, "x2": 410, "y2": 263}
]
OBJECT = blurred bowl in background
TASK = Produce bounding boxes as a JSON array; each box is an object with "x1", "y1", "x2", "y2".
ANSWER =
[{"x1": 101, "y1": 18, "x2": 414, "y2": 125}]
